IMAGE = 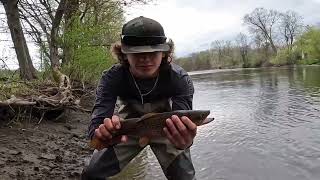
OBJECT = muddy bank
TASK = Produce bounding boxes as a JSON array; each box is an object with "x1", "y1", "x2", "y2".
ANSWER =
[{"x1": 0, "y1": 110, "x2": 92, "y2": 180}]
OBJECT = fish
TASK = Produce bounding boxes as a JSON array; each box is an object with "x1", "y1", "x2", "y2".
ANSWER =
[{"x1": 90, "y1": 110, "x2": 214, "y2": 150}]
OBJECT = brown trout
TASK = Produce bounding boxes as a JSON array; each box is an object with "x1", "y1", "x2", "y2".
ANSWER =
[{"x1": 90, "y1": 110, "x2": 214, "y2": 150}]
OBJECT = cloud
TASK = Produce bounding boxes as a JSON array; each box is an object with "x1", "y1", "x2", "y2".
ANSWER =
[
  {"x1": 174, "y1": 0, "x2": 320, "y2": 24},
  {"x1": 126, "y1": 0, "x2": 320, "y2": 56},
  {"x1": 126, "y1": 0, "x2": 244, "y2": 56},
  {"x1": 1, "y1": 0, "x2": 320, "y2": 64}
]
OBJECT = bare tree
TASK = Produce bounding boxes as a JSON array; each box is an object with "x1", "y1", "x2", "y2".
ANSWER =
[
  {"x1": 244, "y1": 8, "x2": 280, "y2": 54},
  {"x1": 63, "y1": 0, "x2": 79, "y2": 64},
  {"x1": 16, "y1": 0, "x2": 155, "y2": 85},
  {"x1": 212, "y1": 40, "x2": 224, "y2": 64},
  {"x1": 279, "y1": 10, "x2": 303, "y2": 51},
  {"x1": 17, "y1": 0, "x2": 71, "y2": 87},
  {"x1": 18, "y1": 0, "x2": 153, "y2": 67},
  {"x1": 0, "y1": 0, "x2": 37, "y2": 80},
  {"x1": 18, "y1": 0, "x2": 50, "y2": 64},
  {"x1": 210, "y1": 40, "x2": 237, "y2": 67},
  {"x1": 236, "y1": 33, "x2": 250, "y2": 67},
  {"x1": 49, "y1": 0, "x2": 66, "y2": 70}
]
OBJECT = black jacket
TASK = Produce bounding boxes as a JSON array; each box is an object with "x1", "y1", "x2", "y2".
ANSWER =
[{"x1": 88, "y1": 63, "x2": 194, "y2": 139}]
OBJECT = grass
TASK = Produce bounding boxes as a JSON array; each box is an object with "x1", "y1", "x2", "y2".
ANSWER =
[{"x1": 0, "y1": 69, "x2": 58, "y2": 101}]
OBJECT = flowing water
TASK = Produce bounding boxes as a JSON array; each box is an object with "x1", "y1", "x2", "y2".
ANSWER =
[{"x1": 111, "y1": 66, "x2": 320, "y2": 180}]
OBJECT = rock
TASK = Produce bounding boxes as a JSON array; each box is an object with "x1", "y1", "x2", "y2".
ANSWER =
[
  {"x1": 64, "y1": 124, "x2": 72, "y2": 130},
  {"x1": 48, "y1": 162, "x2": 57, "y2": 169},
  {"x1": 48, "y1": 134, "x2": 58, "y2": 140},
  {"x1": 22, "y1": 154, "x2": 40, "y2": 164},
  {"x1": 41, "y1": 166, "x2": 50, "y2": 174},
  {"x1": 55, "y1": 155, "x2": 63, "y2": 163},
  {"x1": 39, "y1": 154, "x2": 56, "y2": 160},
  {"x1": 8, "y1": 150, "x2": 21, "y2": 155}
]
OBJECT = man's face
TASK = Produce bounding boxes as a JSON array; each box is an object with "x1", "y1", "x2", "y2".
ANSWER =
[{"x1": 127, "y1": 52, "x2": 163, "y2": 79}]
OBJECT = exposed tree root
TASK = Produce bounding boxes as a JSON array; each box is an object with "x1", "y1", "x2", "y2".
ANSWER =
[{"x1": 0, "y1": 77, "x2": 92, "y2": 123}]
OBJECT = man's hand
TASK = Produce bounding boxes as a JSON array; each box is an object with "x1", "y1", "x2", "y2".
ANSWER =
[
  {"x1": 93, "y1": 115, "x2": 128, "y2": 149},
  {"x1": 163, "y1": 115, "x2": 197, "y2": 150}
]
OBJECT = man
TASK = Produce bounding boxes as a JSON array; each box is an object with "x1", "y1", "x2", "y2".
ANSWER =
[{"x1": 82, "y1": 16, "x2": 197, "y2": 180}]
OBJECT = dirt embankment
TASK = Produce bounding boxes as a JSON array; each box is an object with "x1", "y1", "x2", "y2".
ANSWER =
[{"x1": 0, "y1": 109, "x2": 93, "y2": 180}]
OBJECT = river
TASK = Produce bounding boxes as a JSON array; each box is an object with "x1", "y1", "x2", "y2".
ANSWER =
[{"x1": 111, "y1": 65, "x2": 320, "y2": 180}]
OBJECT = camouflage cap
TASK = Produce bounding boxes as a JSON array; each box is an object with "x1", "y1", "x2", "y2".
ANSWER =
[{"x1": 121, "y1": 16, "x2": 170, "y2": 54}]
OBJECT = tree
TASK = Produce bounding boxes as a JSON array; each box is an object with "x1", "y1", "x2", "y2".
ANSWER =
[
  {"x1": 212, "y1": 40, "x2": 224, "y2": 64},
  {"x1": 236, "y1": 33, "x2": 250, "y2": 67},
  {"x1": 296, "y1": 27, "x2": 320, "y2": 63},
  {"x1": 279, "y1": 10, "x2": 303, "y2": 51},
  {"x1": 244, "y1": 8, "x2": 280, "y2": 54},
  {"x1": 18, "y1": 0, "x2": 153, "y2": 83},
  {"x1": 211, "y1": 40, "x2": 236, "y2": 67},
  {"x1": 0, "y1": 0, "x2": 37, "y2": 80}
]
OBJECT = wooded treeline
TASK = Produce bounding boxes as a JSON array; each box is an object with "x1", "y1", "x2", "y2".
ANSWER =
[
  {"x1": 0, "y1": 0, "x2": 152, "y2": 120},
  {"x1": 175, "y1": 8, "x2": 320, "y2": 71},
  {"x1": 0, "y1": 0, "x2": 151, "y2": 81}
]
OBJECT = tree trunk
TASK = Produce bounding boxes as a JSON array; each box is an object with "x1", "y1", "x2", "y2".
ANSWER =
[
  {"x1": 50, "y1": 0, "x2": 66, "y2": 69},
  {"x1": 49, "y1": 0, "x2": 71, "y2": 89},
  {"x1": 1, "y1": 0, "x2": 37, "y2": 80},
  {"x1": 63, "y1": 0, "x2": 79, "y2": 65},
  {"x1": 268, "y1": 36, "x2": 278, "y2": 54}
]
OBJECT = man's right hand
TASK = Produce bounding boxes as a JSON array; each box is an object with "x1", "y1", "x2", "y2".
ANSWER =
[{"x1": 92, "y1": 115, "x2": 128, "y2": 150}]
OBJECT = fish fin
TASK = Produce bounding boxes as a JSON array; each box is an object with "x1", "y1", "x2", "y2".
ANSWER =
[
  {"x1": 200, "y1": 117, "x2": 215, "y2": 125},
  {"x1": 139, "y1": 136, "x2": 150, "y2": 147},
  {"x1": 90, "y1": 137, "x2": 107, "y2": 151}
]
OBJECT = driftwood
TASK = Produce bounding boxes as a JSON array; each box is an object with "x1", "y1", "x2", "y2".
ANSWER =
[
  {"x1": 0, "y1": 95, "x2": 36, "y2": 106},
  {"x1": 0, "y1": 79, "x2": 92, "y2": 123},
  {"x1": 0, "y1": 66, "x2": 95, "y2": 124}
]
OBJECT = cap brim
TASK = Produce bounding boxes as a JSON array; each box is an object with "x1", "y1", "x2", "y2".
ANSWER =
[{"x1": 121, "y1": 44, "x2": 170, "y2": 54}]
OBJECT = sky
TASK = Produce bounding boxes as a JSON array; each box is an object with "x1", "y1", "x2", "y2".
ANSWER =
[
  {"x1": 125, "y1": 0, "x2": 320, "y2": 56},
  {"x1": 1, "y1": 0, "x2": 320, "y2": 69}
]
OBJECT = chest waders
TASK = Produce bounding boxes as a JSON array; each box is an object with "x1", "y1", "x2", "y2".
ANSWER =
[{"x1": 81, "y1": 97, "x2": 196, "y2": 180}]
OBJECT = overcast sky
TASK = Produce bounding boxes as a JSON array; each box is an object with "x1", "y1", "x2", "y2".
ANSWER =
[
  {"x1": 1, "y1": 0, "x2": 320, "y2": 68},
  {"x1": 126, "y1": 0, "x2": 320, "y2": 56}
]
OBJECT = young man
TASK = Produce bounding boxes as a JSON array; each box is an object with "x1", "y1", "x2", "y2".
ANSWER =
[{"x1": 82, "y1": 16, "x2": 197, "y2": 180}]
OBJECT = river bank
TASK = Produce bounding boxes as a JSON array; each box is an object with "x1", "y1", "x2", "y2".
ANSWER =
[{"x1": 0, "y1": 110, "x2": 92, "y2": 180}]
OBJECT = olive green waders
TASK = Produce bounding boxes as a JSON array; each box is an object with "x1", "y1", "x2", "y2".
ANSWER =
[{"x1": 81, "y1": 98, "x2": 196, "y2": 180}]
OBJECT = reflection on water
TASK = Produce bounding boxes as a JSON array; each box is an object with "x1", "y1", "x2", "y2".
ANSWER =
[{"x1": 111, "y1": 66, "x2": 320, "y2": 180}]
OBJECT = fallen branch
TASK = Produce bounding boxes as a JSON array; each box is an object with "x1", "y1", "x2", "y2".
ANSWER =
[
  {"x1": 0, "y1": 78, "x2": 93, "y2": 123},
  {"x1": 0, "y1": 95, "x2": 37, "y2": 106}
]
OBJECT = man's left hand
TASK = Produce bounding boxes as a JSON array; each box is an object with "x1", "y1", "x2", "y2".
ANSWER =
[{"x1": 163, "y1": 115, "x2": 197, "y2": 150}]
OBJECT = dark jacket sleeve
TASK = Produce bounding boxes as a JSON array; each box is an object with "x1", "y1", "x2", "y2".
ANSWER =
[
  {"x1": 88, "y1": 67, "x2": 119, "y2": 139},
  {"x1": 171, "y1": 73, "x2": 194, "y2": 111}
]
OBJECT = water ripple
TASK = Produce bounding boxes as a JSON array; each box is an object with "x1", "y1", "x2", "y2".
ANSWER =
[{"x1": 112, "y1": 66, "x2": 320, "y2": 180}]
